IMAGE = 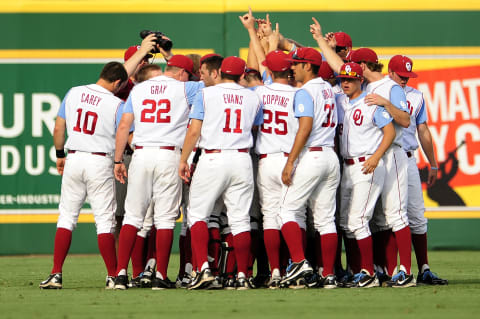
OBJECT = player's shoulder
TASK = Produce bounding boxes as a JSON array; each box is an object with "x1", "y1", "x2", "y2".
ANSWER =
[
  {"x1": 262, "y1": 82, "x2": 298, "y2": 93},
  {"x1": 404, "y1": 85, "x2": 422, "y2": 96}
]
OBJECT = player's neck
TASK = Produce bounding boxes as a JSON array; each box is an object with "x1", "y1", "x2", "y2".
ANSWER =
[
  {"x1": 96, "y1": 79, "x2": 115, "y2": 93},
  {"x1": 221, "y1": 79, "x2": 237, "y2": 84},
  {"x1": 302, "y1": 73, "x2": 317, "y2": 84},
  {"x1": 366, "y1": 71, "x2": 383, "y2": 83},
  {"x1": 348, "y1": 89, "x2": 362, "y2": 100},
  {"x1": 273, "y1": 78, "x2": 288, "y2": 85}
]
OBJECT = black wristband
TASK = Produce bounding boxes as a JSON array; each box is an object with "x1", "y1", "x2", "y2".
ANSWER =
[
  {"x1": 114, "y1": 160, "x2": 123, "y2": 164},
  {"x1": 56, "y1": 149, "x2": 66, "y2": 158}
]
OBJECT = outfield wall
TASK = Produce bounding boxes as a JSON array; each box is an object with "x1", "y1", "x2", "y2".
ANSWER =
[{"x1": 0, "y1": 1, "x2": 479, "y2": 254}]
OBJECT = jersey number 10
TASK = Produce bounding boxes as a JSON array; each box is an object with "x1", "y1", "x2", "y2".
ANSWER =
[{"x1": 73, "y1": 108, "x2": 98, "y2": 135}]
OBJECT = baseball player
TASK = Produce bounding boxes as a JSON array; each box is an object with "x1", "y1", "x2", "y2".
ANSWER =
[
  {"x1": 336, "y1": 62, "x2": 396, "y2": 288},
  {"x1": 113, "y1": 54, "x2": 203, "y2": 290},
  {"x1": 278, "y1": 47, "x2": 340, "y2": 289},
  {"x1": 346, "y1": 48, "x2": 415, "y2": 287},
  {"x1": 253, "y1": 50, "x2": 298, "y2": 288},
  {"x1": 39, "y1": 62, "x2": 128, "y2": 289},
  {"x1": 388, "y1": 55, "x2": 448, "y2": 285},
  {"x1": 179, "y1": 55, "x2": 263, "y2": 290}
]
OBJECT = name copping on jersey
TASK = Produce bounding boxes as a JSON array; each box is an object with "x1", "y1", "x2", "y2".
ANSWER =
[
  {"x1": 150, "y1": 85, "x2": 167, "y2": 95},
  {"x1": 223, "y1": 94, "x2": 243, "y2": 105},
  {"x1": 80, "y1": 93, "x2": 102, "y2": 106},
  {"x1": 262, "y1": 94, "x2": 290, "y2": 107}
]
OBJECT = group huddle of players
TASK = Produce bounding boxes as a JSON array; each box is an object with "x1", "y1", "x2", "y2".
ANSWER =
[{"x1": 39, "y1": 8, "x2": 448, "y2": 291}]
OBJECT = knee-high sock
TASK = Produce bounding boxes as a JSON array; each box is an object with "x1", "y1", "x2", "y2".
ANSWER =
[
  {"x1": 224, "y1": 233, "x2": 236, "y2": 277},
  {"x1": 357, "y1": 236, "x2": 374, "y2": 275},
  {"x1": 394, "y1": 226, "x2": 412, "y2": 274},
  {"x1": 314, "y1": 232, "x2": 323, "y2": 271},
  {"x1": 385, "y1": 230, "x2": 398, "y2": 275},
  {"x1": 281, "y1": 222, "x2": 305, "y2": 263},
  {"x1": 208, "y1": 227, "x2": 221, "y2": 275},
  {"x1": 190, "y1": 222, "x2": 209, "y2": 271},
  {"x1": 51, "y1": 228, "x2": 72, "y2": 274},
  {"x1": 116, "y1": 224, "x2": 138, "y2": 275},
  {"x1": 130, "y1": 235, "x2": 146, "y2": 278},
  {"x1": 233, "y1": 231, "x2": 251, "y2": 276},
  {"x1": 320, "y1": 233, "x2": 337, "y2": 277},
  {"x1": 344, "y1": 237, "x2": 360, "y2": 274},
  {"x1": 412, "y1": 233, "x2": 429, "y2": 272},
  {"x1": 97, "y1": 233, "x2": 117, "y2": 277},
  {"x1": 264, "y1": 229, "x2": 281, "y2": 272},
  {"x1": 155, "y1": 229, "x2": 173, "y2": 280},
  {"x1": 146, "y1": 227, "x2": 156, "y2": 261}
]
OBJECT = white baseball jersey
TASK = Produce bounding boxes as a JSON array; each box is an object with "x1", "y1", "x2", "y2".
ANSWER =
[
  {"x1": 336, "y1": 92, "x2": 393, "y2": 158},
  {"x1": 125, "y1": 75, "x2": 201, "y2": 147},
  {"x1": 190, "y1": 82, "x2": 263, "y2": 149},
  {"x1": 403, "y1": 86, "x2": 427, "y2": 152},
  {"x1": 297, "y1": 78, "x2": 336, "y2": 147},
  {"x1": 60, "y1": 84, "x2": 123, "y2": 153},
  {"x1": 366, "y1": 77, "x2": 408, "y2": 147},
  {"x1": 254, "y1": 83, "x2": 299, "y2": 154}
]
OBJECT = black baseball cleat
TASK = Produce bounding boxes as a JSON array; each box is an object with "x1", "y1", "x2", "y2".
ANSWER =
[
  {"x1": 305, "y1": 272, "x2": 320, "y2": 288},
  {"x1": 280, "y1": 259, "x2": 313, "y2": 285},
  {"x1": 235, "y1": 277, "x2": 253, "y2": 290},
  {"x1": 152, "y1": 277, "x2": 174, "y2": 290},
  {"x1": 140, "y1": 266, "x2": 154, "y2": 288},
  {"x1": 39, "y1": 273, "x2": 62, "y2": 289},
  {"x1": 350, "y1": 270, "x2": 380, "y2": 288},
  {"x1": 128, "y1": 276, "x2": 141, "y2": 288},
  {"x1": 105, "y1": 276, "x2": 115, "y2": 289},
  {"x1": 188, "y1": 268, "x2": 214, "y2": 290},
  {"x1": 417, "y1": 269, "x2": 448, "y2": 285},
  {"x1": 114, "y1": 275, "x2": 129, "y2": 290},
  {"x1": 386, "y1": 270, "x2": 416, "y2": 288},
  {"x1": 223, "y1": 277, "x2": 236, "y2": 290},
  {"x1": 319, "y1": 274, "x2": 337, "y2": 289}
]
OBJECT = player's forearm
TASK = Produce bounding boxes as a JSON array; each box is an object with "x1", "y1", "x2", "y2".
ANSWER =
[
  {"x1": 418, "y1": 123, "x2": 437, "y2": 167},
  {"x1": 315, "y1": 37, "x2": 343, "y2": 74},
  {"x1": 287, "y1": 117, "x2": 313, "y2": 164},
  {"x1": 246, "y1": 40, "x2": 259, "y2": 70},
  {"x1": 384, "y1": 102, "x2": 410, "y2": 128},
  {"x1": 53, "y1": 117, "x2": 66, "y2": 150},
  {"x1": 114, "y1": 127, "x2": 130, "y2": 162},
  {"x1": 373, "y1": 123, "x2": 396, "y2": 160},
  {"x1": 180, "y1": 122, "x2": 201, "y2": 163},
  {"x1": 248, "y1": 29, "x2": 267, "y2": 74}
]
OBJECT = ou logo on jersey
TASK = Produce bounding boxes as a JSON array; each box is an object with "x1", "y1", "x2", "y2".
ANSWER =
[{"x1": 353, "y1": 109, "x2": 363, "y2": 126}]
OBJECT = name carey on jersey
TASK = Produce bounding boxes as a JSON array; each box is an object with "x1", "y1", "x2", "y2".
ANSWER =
[
  {"x1": 223, "y1": 94, "x2": 243, "y2": 105},
  {"x1": 262, "y1": 94, "x2": 289, "y2": 107},
  {"x1": 81, "y1": 93, "x2": 102, "y2": 106}
]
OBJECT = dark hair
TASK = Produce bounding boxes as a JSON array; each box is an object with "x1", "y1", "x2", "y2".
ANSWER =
[
  {"x1": 136, "y1": 64, "x2": 162, "y2": 83},
  {"x1": 272, "y1": 70, "x2": 290, "y2": 79},
  {"x1": 310, "y1": 64, "x2": 320, "y2": 76},
  {"x1": 99, "y1": 62, "x2": 128, "y2": 83},
  {"x1": 364, "y1": 61, "x2": 384, "y2": 73},
  {"x1": 221, "y1": 72, "x2": 241, "y2": 82},
  {"x1": 202, "y1": 56, "x2": 224, "y2": 73}
]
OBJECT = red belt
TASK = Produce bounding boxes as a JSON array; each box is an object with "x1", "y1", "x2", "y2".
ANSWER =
[
  {"x1": 406, "y1": 151, "x2": 413, "y2": 158},
  {"x1": 344, "y1": 156, "x2": 366, "y2": 165},
  {"x1": 135, "y1": 146, "x2": 175, "y2": 151},
  {"x1": 308, "y1": 147, "x2": 323, "y2": 151},
  {"x1": 204, "y1": 148, "x2": 249, "y2": 154},
  {"x1": 68, "y1": 150, "x2": 107, "y2": 156},
  {"x1": 259, "y1": 152, "x2": 289, "y2": 159}
]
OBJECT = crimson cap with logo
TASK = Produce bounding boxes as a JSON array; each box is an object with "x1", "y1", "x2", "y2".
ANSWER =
[
  {"x1": 286, "y1": 47, "x2": 322, "y2": 66},
  {"x1": 262, "y1": 50, "x2": 291, "y2": 72},
  {"x1": 124, "y1": 45, "x2": 152, "y2": 62},
  {"x1": 334, "y1": 32, "x2": 352, "y2": 48},
  {"x1": 337, "y1": 62, "x2": 363, "y2": 79},
  {"x1": 350, "y1": 48, "x2": 378, "y2": 64},
  {"x1": 167, "y1": 55, "x2": 194, "y2": 74},
  {"x1": 318, "y1": 61, "x2": 335, "y2": 80},
  {"x1": 388, "y1": 55, "x2": 418, "y2": 78},
  {"x1": 221, "y1": 56, "x2": 246, "y2": 75}
]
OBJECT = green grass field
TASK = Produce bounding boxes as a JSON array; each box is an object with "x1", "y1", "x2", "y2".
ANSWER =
[{"x1": 1, "y1": 251, "x2": 479, "y2": 319}]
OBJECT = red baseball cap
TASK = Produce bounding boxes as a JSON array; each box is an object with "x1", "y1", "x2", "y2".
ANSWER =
[
  {"x1": 350, "y1": 48, "x2": 378, "y2": 64},
  {"x1": 345, "y1": 49, "x2": 355, "y2": 62},
  {"x1": 337, "y1": 62, "x2": 363, "y2": 79},
  {"x1": 167, "y1": 55, "x2": 194, "y2": 74},
  {"x1": 334, "y1": 32, "x2": 352, "y2": 48},
  {"x1": 124, "y1": 45, "x2": 152, "y2": 62},
  {"x1": 318, "y1": 61, "x2": 335, "y2": 80},
  {"x1": 200, "y1": 53, "x2": 223, "y2": 65},
  {"x1": 262, "y1": 50, "x2": 291, "y2": 72},
  {"x1": 221, "y1": 56, "x2": 246, "y2": 75},
  {"x1": 286, "y1": 47, "x2": 322, "y2": 66},
  {"x1": 388, "y1": 55, "x2": 418, "y2": 78}
]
